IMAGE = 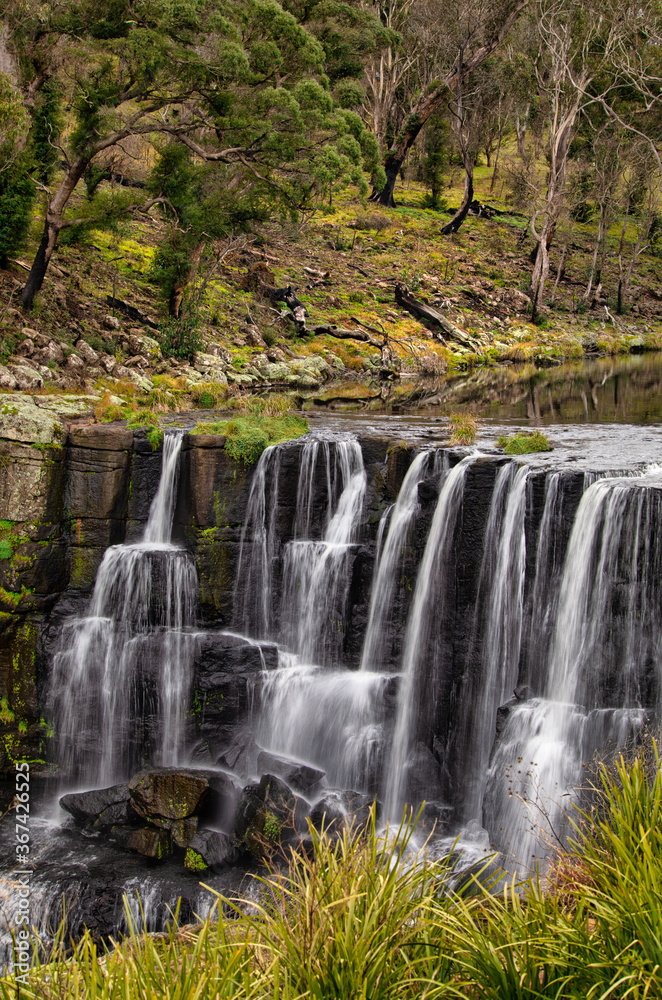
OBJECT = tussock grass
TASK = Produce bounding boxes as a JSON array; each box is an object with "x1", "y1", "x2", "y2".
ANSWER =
[
  {"x1": 497, "y1": 429, "x2": 553, "y2": 453},
  {"x1": 4, "y1": 743, "x2": 662, "y2": 999},
  {"x1": 449, "y1": 412, "x2": 478, "y2": 445}
]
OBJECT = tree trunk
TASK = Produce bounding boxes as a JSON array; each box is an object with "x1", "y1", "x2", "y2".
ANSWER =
[
  {"x1": 441, "y1": 161, "x2": 474, "y2": 235},
  {"x1": 370, "y1": 0, "x2": 530, "y2": 206},
  {"x1": 20, "y1": 157, "x2": 89, "y2": 310}
]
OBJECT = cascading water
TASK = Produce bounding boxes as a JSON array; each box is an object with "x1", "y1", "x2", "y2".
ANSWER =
[
  {"x1": 360, "y1": 449, "x2": 436, "y2": 673},
  {"x1": 49, "y1": 432, "x2": 197, "y2": 785},
  {"x1": 384, "y1": 455, "x2": 476, "y2": 820},
  {"x1": 484, "y1": 470, "x2": 662, "y2": 867},
  {"x1": 280, "y1": 438, "x2": 366, "y2": 666}
]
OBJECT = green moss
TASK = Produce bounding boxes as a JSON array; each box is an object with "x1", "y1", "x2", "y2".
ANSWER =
[
  {"x1": 263, "y1": 810, "x2": 282, "y2": 841},
  {"x1": 184, "y1": 848, "x2": 208, "y2": 871},
  {"x1": 497, "y1": 431, "x2": 553, "y2": 454},
  {"x1": 0, "y1": 698, "x2": 15, "y2": 724},
  {"x1": 192, "y1": 414, "x2": 308, "y2": 464},
  {"x1": 0, "y1": 539, "x2": 12, "y2": 560}
]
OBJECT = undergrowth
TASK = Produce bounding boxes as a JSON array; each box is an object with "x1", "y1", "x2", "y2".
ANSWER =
[
  {"x1": 497, "y1": 429, "x2": 553, "y2": 453},
  {"x1": 192, "y1": 413, "x2": 308, "y2": 463},
  {"x1": 4, "y1": 743, "x2": 662, "y2": 998}
]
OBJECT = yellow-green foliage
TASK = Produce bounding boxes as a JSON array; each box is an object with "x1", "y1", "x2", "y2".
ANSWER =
[
  {"x1": 193, "y1": 414, "x2": 308, "y2": 464},
  {"x1": 449, "y1": 412, "x2": 478, "y2": 445},
  {"x1": 5, "y1": 748, "x2": 662, "y2": 1000},
  {"x1": 497, "y1": 430, "x2": 553, "y2": 454}
]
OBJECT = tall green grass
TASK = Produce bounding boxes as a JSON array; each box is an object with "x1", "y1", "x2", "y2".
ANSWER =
[{"x1": 4, "y1": 744, "x2": 662, "y2": 999}]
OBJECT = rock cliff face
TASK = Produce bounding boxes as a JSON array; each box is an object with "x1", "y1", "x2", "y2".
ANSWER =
[{"x1": 0, "y1": 405, "x2": 403, "y2": 795}]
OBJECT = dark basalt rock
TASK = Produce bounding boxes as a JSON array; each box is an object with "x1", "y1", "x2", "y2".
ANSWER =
[
  {"x1": 256, "y1": 750, "x2": 325, "y2": 796},
  {"x1": 184, "y1": 830, "x2": 241, "y2": 871},
  {"x1": 215, "y1": 731, "x2": 260, "y2": 779},
  {"x1": 234, "y1": 773, "x2": 308, "y2": 855},
  {"x1": 109, "y1": 824, "x2": 173, "y2": 859},
  {"x1": 129, "y1": 769, "x2": 211, "y2": 820},
  {"x1": 60, "y1": 783, "x2": 132, "y2": 825},
  {"x1": 309, "y1": 789, "x2": 378, "y2": 834},
  {"x1": 418, "y1": 478, "x2": 439, "y2": 502}
]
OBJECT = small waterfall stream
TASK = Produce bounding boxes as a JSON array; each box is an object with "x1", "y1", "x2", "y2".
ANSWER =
[{"x1": 50, "y1": 432, "x2": 197, "y2": 785}]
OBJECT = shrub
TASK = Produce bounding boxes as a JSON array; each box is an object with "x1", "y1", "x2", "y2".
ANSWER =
[
  {"x1": 497, "y1": 430, "x2": 552, "y2": 454},
  {"x1": 158, "y1": 316, "x2": 202, "y2": 362},
  {"x1": 191, "y1": 382, "x2": 228, "y2": 409},
  {"x1": 449, "y1": 412, "x2": 478, "y2": 445}
]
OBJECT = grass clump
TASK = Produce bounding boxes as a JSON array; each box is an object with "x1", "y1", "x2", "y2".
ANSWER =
[
  {"x1": 497, "y1": 429, "x2": 553, "y2": 454},
  {"x1": 449, "y1": 412, "x2": 478, "y2": 445},
  {"x1": 192, "y1": 413, "x2": 308, "y2": 463},
  {"x1": 4, "y1": 744, "x2": 662, "y2": 1000}
]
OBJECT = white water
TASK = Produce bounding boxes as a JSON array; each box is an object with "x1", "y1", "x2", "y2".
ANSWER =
[
  {"x1": 384, "y1": 455, "x2": 476, "y2": 820},
  {"x1": 280, "y1": 438, "x2": 366, "y2": 666},
  {"x1": 360, "y1": 450, "x2": 434, "y2": 672},
  {"x1": 484, "y1": 470, "x2": 662, "y2": 868},
  {"x1": 50, "y1": 431, "x2": 197, "y2": 785}
]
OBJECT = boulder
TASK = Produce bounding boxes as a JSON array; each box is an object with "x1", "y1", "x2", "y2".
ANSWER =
[
  {"x1": 244, "y1": 326, "x2": 266, "y2": 347},
  {"x1": 129, "y1": 768, "x2": 211, "y2": 820},
  {"x1": 234, "y1": 773, "x2": 307, "y2": 854},
  {"x1": 309, "y1": 789, "x2": 377, "y2": 834},
  {"x1": 103, "y1": 315, "x2": 121, "y2": 330},
  {"x1": 75, "y1": 340, "x2": 99, "y2": 364},
  {"x1": 262, "y1": 362, "x2": 292, "y2": 381},
  {"x1": 266, "y1": 347, "x2": 287, "y2": 363},
  {"x1": 0, "y1": 365, "x2": 17, "y2": 389},
  {"x1": 128, "y1": 767, "x2": 240, "y2": 827},
  {"x1": 60, "y1": 783, "x2": 131, "y2": 825},
  {"x1": 110, "y1": 825, "x2": 172, "y2": 859},
  {"x1": 184, "y1": 829, "x2": 240, "y2": 871},
  {"x1": 256, "y1": 750, "x2": 325, "y2": 796},
  {"x1": 99, "y1": 355, "x2": 117, "y2": 374},
  {"x1": 66, "y1": 353, "x2": 85, "y2": 371},
  {"x1": 15, "y1": 338, "x2": 34, "y2": 357},
  {"x1": 216, "y1": 732, "x2": 260, "y2": 779},
  {"x1": 7, "y1": 364, "x2": 43, "y2": 390}
]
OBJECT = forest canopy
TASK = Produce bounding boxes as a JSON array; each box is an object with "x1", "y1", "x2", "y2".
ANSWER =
[{"x1": 1, "y1": 0, "x2": 661, "y2": 318}]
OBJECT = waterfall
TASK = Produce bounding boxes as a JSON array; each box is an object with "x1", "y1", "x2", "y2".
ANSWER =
[
  {"x1": 50, "y1": 431, "x2": 197, "y2": 786},
  {"x1": 258, "y1": 657, "x2": 390, "y2": 791},
  {"x1": 280, "y1": 438, "x2": 366, "y2": 666},
  {"x1": 234, "y1": 444, "x2": 282, "y2": 639},
  {"x1": 452, "y1": 462, "x2": 530, "y2": 825},
  {"x1": 484, "y1": 471, "x2": 662, "y2": 867},
  {"x1": 360, "y1": 450, "x2": 434, "y2": 673},
  {"x1": 384, "y1": 455, "x2": 475, "y2": 820}
]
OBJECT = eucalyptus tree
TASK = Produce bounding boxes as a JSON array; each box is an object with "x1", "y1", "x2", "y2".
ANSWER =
[
  {"x1": 0, "y1": 0, "x2": 383, "y2": 310},
  {"x1": 527, "y1": 0, "x2": 662, "y2": 315},
  {"x1": 370, "y1": 0, "x2": 530, "y2": 206}
]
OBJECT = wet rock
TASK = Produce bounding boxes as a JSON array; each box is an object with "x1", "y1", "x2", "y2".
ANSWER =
[
  {"x1": 234, "y1": 773, "x2": 307, "y2": 854},
  {"x1": 256, "y1": 750, "x2": 325, "y2": 796},
  {"x1": 129, "y1": 768, "x2": 212, "y2": 820},
  {"x1": 216, "y1": 732, "x2": 260, "y2": 779},
  {"x1": 184, "y1": 829, "x2": 240, "y2": 871},
  {"x1": 418, "y1": 800, "x2": 454, "y2": 837},
  {"x1": 402, "y1": 743, "x2": 443, "y2": 805},
  {"x1": 309, "y1": 789, "x2": 377, "y2": 834},
  {"x1": 110, "y1": 824, "x2": 173, "y2": 859},
  {"x1": 60, "y1": 783, "x2": 131, "y2": 825},
  {"x1": 418, "y1": 479, "x2": 439, "y2": 501}
]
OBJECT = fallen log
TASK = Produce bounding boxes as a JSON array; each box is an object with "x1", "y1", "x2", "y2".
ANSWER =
[{"x1": 394, "y1": 283, "x2": 476, "y2": 349}]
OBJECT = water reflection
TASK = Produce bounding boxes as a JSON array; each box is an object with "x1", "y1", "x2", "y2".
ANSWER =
[{"x1": 313, "y1": 353, "x2": 662, "y2": 425}]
